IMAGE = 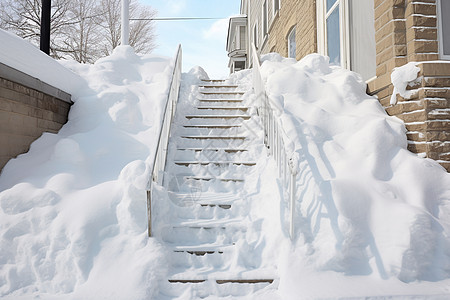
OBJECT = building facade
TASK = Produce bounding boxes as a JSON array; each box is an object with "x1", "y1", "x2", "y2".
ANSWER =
[{"x1": 228, "y1": 0, "x2": 450, "y2": 171}]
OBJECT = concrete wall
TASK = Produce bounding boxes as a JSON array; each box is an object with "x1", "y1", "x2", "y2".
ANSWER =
[{"x1": 0, "y1": 63, "x2": 72, "y2": 171}]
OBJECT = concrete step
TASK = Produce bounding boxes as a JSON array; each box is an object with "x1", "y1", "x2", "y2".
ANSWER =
[
  {"x1": 176, "y1": 148, "x2": 248, "y2": 152},
  {"x1": 180, "y1": 135, "x2": 246, "y2": 140},
  {"x1": 183, "y1": 124, "x2": 241, "y2": 129},
  {"x1": 174, "y1": 161, "x2": 256, "y2": 166},
  {"x1": 199, "y1": 85, "x2": 238, "y2": 89},
  {"x1": 185, "y1": 115, "x2": 250, "y2": 120},
  {"x1": 200, "y1": 79, "x2": 226, "y2": 83},
  {"x1": 198, "y1": 98, "x2": 243, "y2": 103},
  {"x1": 184, "y1": 176, "x2": 244, "y2": 182},
  {"x1": 196, "y1": 106, "x2": 249, "y2": 111},
  {"x1": 200, "y1": 91, "x2": 245, "y2": 95}
]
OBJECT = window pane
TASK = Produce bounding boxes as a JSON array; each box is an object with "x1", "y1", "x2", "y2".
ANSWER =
[
  {"x1": 327, "y1": 7, "x2": 340, "y2": 65},
  {"x1": 327, "y1": 0, "x2": 338, "y2": 12},
  {"x1": 349, "y1": 0, "x2": 376, "y2": 80},
  {"x1": 274, "y1": 0, "x2": 280, "y2": 12},
  {"x1": 442, "y1": 0, "x2": 450, "y2": 55},
  {"x1": 288, "y1": 28, "x2": 296, "y2": 58}
]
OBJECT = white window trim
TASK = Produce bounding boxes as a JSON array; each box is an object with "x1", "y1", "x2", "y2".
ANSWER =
[
  {"x1": 437, "y1": 0, "x2": 450, "y2": 60},
  {"x1": 316, "y1": 0, "x2": 350, "y2": 68}
]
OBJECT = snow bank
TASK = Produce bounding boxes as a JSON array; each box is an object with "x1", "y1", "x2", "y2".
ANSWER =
[
  {"x1": 0, "y1": 34, "x2": 176, "y2": 297},
  {"x1": 0, "y1": 29, "x2": 83, "y2": 95},
  {"x1": 390, "y1": 62, "x2": 421, "y2": 105},
  {"x1": 246, "y1": 53, "x2": 450, "y2": 297}
]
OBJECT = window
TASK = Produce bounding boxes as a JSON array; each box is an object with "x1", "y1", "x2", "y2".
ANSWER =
[
  {"x1": 274, "y1": 0, "x2": 280, "y2": 15},
  {"x1": 262, "y1": 0, "x2": 268, "y2": 37},
  {"x1": 348, "y1": 0, "x2": 376, "y2": 80},
  {"x1": 317, "y1": 0, "x2": 376, "y2": 81},
  {"x1": 239, "y1": 26, "x2": 246, "y2": 50},
  {"x1": 288, "y1": 27, "x2": 296, "y2": 58},
  {"x1": 326, "y1": 0, "x2": 341, "y2": 65},
  {"x1": 438, "y1": 0, "x2": 450, "y2": 59}
]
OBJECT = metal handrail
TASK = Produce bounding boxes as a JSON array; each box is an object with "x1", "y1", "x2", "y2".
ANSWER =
[
  {"x1": 251, "y1": 43, "x2": 298, "y2": 239},
  {"x1": 147, "y1": 44, "x2": 182, "y2": 237}
]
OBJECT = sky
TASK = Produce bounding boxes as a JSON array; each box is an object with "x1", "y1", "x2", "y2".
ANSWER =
[{"x1": 139, "y1": 0, "x2": 241, "y2": 79}]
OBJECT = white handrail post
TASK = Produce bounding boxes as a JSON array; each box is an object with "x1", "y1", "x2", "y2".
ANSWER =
[{"x1": 121, "y1": 0, "x2": 129, "y2": 45}]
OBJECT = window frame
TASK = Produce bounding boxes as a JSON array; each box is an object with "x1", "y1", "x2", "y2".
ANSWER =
[
  {"x1": 437, "y1": 0, "x2": 450, "y2": 60},
  {"x1": 317, "y1": 0, "x2": 350, "y2": 68}
]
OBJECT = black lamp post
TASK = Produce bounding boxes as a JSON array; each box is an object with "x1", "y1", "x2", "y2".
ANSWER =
[{"x1": 40, "y1": 0, "x2": 51, "y2": 55}]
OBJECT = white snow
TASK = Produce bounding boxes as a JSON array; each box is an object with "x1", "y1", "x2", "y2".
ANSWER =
[
  {"x1": 1, "y1": 31, "x2": 450, "y2": 299},
  {"x1": 390, "y1": 62, "x2": 421, "y2": 105},
  {"x1": 0, "y1": 29, "x2": 83, "y2": 96},
  {"x1": 0, "y1": 32, "x2": 175, "y2": 298}
]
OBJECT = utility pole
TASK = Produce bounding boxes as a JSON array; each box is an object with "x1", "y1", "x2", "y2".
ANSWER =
[
  {"x1": 121, "y1": 0, "x2": 129, "y2": 45},
  {"x1": 40, "y1": 0, "x2": 51, "y2": 55}
]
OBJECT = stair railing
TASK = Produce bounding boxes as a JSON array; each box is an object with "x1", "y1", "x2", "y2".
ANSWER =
[
  {"x1": 251, "y1": 43, "x2": 298, "y2": 240},
  {"x1": 147, "y1": 44, "x2": 182, "y2": 237}
]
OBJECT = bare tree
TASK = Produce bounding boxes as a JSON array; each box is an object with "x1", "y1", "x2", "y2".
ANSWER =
[
  {"x1": 0, "y1": 0, "x2": 75, "y2": 57},
  {"x1": 98, "y1": 0, "x2": 157, "y2": 56},
  {"x1": 0, "y1": 0, "x2": 157, "y2": 62},
  {"x1": 58, "y1": 0, "x2": 103, "y2": 63}
]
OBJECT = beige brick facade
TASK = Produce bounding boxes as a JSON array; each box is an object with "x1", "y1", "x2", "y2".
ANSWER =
[
  {"x1": 267, "y1": 0, "x2": 317, "y2": 59},
  {"x1": 0, "y1": 77, "x2": 71, "y2": 171},
  {"x1": 233, "y1": 0, "x2": 450, "y2": 171}
]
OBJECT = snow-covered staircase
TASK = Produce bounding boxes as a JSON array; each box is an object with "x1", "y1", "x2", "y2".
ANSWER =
[{"x1": 157, "y1": 79, "x2": 277, "y2": 299}]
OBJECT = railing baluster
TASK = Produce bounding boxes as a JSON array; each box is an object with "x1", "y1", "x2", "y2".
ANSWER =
[{"x1": 252, "y1": 43, "x2": 297, "y2": 240}]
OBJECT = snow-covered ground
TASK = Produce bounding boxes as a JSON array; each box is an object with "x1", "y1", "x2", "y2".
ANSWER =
[
  {"x1": 0, "y1": 31, "x2": 175, "y2": 299},
  {"x1": 1, "y1": 31, "x2": 450, "y2": 299}
]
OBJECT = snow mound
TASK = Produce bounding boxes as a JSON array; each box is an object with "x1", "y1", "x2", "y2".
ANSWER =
[
  {"x1": 0, "y1": 29, "x2": 83, "y2": 95},
  {"x1": 253, "y1": 53, "x2": 450, "y2": 295},
  {"x1": 0, "y1": 40, "x2": 175, "y2": 298}
]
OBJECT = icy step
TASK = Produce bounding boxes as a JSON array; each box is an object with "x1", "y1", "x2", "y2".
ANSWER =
[
  {"x1": 160, "y1": 279, "x2": 276, "y2": 299},
  {"x1": 198, "y1": 98, "x2": 243, "y2": 103},
  {"x1": 168, "y1": 279, "x2": 274, "y2": 284},
  {"x1": 169, "y1": 250, "x2": 231, "y2": 269},
  {"x1": 199, "y1": 91, "x2": 245, "y2": 95},
  {"x1": 183, "y1": 124, "x2": 241, "y2": 129},
  {"x1": 174, "y1": 161, "x2": 256, "y2": 166},
  {"x1": 180, "y1": 135, "x2": 246, "y2": 140},
  {"x1": 176, "y1": 148, "x2": 248, "y2": 152},
  {"x1": 169, "y1": 192, "x2": 241, "y2": 203},
  {"x1": 172, "y1": 243, "x2": 234, "y2": 256},
  {"x1": 196, "y1": 106, "x2": 249, "y2": 111},
  {"x1": 161, "y1": 224, "x2": 245, "y2": 245},
  {"x1": 184, "y1": 177, "x2": 244, "y2": 182},
  {"x1": 200, "y1": 79, "x2": 226, "y2": 83},
  {"x1": 168, "y1": 267, "x2": 276, "y2": 284},
  {"x1": 198, "y1": 85, "x2": 238, "y2": 89},
  {"x1": 185, "y1": 115, "x2": 250, "y2": 120}
]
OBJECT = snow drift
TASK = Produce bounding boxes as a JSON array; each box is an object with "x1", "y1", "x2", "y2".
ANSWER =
[
  {"x1": 249, "y1": 53, "x2": 450, "y2": 297},
  {"x1": 0, "y1": 37, "x2": 175, "y2": 298}
]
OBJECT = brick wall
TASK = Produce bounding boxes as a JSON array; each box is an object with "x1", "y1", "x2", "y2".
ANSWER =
[
  {"x1": 0, "y1": 68, "x2": 72, "y2": 171},
  {"x1": 369, "y1": 0, "x2": 450, "y2": 171},
  {"x1": 267, "y1": 0, "x2": 317, "y2": 59}
]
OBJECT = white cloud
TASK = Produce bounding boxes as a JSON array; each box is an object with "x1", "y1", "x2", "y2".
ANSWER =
[{"x1": 202, "y1": 18, "x2": 229, "y2": 41}]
